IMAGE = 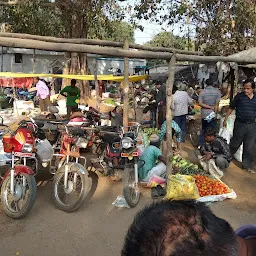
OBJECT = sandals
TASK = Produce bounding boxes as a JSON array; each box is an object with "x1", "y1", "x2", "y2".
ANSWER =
[
  {"x1": 151, "y1": 185, "x2": 166, "y2": 199},
  {"x1": 151, "y1": 187, "x2": 159, "y2": 199},
  {"x1": 244, "y1": 169, "x2": 256, "y2": 174}
]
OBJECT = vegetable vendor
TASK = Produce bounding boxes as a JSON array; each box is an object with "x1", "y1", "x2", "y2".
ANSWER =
[
  {"x1": 196, "y1": 127, "x2": 232, "y2": 172},
  {"x1": 139, "y1": 134, "x2": 167, "y2": 182}
]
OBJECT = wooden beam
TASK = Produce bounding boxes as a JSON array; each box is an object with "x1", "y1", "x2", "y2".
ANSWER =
[
  {"x1": 0, "y1": 37, "x2": 255, "y2": 63},
  {"x1": 165, "y1": 54, "x2": 176, "y2": 181},
  {"x1": 0, "y1": 33, "x2": 203, "y2": 56},
  {"x1": 0, "y1": 1, "x2": 63, "y2": 6},
  {"x1": 123, "y1": 39, "x2": 129, "y2": 128}
]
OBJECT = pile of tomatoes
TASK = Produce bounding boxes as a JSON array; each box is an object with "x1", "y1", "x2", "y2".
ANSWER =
[{"x1": 194, "y1": 175, "x2": 230, "y2": 197}]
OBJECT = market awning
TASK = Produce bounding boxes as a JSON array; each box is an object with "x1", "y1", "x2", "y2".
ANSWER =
[{"x1": 0, "y1": 72, "x2": 148, "y2": 82}]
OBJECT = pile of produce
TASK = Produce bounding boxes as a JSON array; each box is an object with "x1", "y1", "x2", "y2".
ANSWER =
[
  {"x1": 142, "y1": 128, "x2": 161, "y2": 147},
  {"x1": 143, "y1": 128, "x2": 161, "y2": 136},
  {"x1": 104, "y1": 98, "x2": 118, "y2": 106},
  {"x1": 171, "y1": 156, "x2": 208, "y2": 176},
  {"x1": 194, "y1": 175, "x2": 230, "y2": 197}
]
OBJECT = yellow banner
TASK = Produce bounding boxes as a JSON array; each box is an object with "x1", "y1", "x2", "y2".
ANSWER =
[{"x1": 0, "y1": 72, "x2": 148, "y2": 82}]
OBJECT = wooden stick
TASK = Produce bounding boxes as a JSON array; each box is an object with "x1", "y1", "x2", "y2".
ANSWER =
[
  {"x1": 0, "y1": 37, "x2": 255, "y2": 63},
  {"x1": 0, "y1": 32, "x2": 203, "y2": 56},
  {"x1": 123, "y1": 39, "x2": 129, "y2": 128},
  {"x1": 165, "y1": 54, "x2": 176, "y2": 181}
]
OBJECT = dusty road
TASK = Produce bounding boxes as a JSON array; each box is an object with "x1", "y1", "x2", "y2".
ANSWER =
[{"x1": 0, "y1": 145, "x2": 256, "y2": 256}]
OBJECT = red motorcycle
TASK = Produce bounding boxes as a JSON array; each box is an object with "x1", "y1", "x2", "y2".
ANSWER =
[{"x1": 0, "y1": 123, "x2": 37, "y2": 219}]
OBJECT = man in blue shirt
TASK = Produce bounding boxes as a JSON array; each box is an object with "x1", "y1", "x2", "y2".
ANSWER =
[
  {"x1": 223, "y1": 78, "x2": 256, "y2": 173},
  {"x1": 139, "y1": 135, "x2": 166, "y2": 182}
]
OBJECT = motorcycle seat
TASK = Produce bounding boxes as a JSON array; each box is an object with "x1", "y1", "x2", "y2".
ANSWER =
[{"x1": 103, "y1": 133, "x2": 121, "y2": 144}]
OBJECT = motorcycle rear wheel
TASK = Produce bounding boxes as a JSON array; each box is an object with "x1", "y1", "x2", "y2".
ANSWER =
[
  {"x1": 0, "y1": 173, "x2": 37, "y2": 219},
  {"x1": 52, "y1": 165, "x2": 91, "y2": 212},
  {"x1": 123, "y1": 167, "x2": 140, "y2": 208}
]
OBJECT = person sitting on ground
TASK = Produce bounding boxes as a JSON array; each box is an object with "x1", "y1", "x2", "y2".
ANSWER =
[
  {"x1": 139, "y1": 134, "x2": 166, "y2": 182},
  {"x1": 196, "y1": 127, "x2": 232, "y2": 172},
  {"x1": 122, "y1": 200, "x2": 241, "y2": 256}
]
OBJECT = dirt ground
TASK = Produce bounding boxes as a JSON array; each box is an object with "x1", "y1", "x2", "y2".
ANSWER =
[{"x1": 0, "y1": 143, "x2": 256, "y2": 256}]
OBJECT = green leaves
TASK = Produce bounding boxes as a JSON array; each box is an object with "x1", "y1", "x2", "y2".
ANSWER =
[{"x1": 133, "y1": 0, "x2": 256, "y2": 55}]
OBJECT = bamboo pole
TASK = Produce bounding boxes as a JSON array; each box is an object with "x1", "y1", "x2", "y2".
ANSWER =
[
  {"x1": 165, "y1": 54, "x2": 176, "y2": 180},
  {"x1": 0, "y1": 37, "x2": 255, "y2": 63},
  {"x1": 123, "y1": 39, "x2": 129, "y2": 128},
  {"x1": 0, "y1": 32, "x2": 203, "y2": 56}
]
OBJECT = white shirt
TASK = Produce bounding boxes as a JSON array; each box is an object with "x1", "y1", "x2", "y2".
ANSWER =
[{"x1": 173, "y1": 90, "x2": 193, "y2": 116}]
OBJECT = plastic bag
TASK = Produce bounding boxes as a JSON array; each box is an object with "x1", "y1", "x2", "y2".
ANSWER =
[
  {"x1": 112, "y1": 196, "x2": 130, "y2": 208},
  {"x1": 165, "y1": 174, "x2": 200, "y2": 200},
  {"x1": 198, "y1": 156, "x2": 224, "y2": 179},
  {"x1": 147, "y1": 175, "x2": 166, "y2": 188},
  {"x1": 36, "y1": 139, "x2": 54, "y2": 162},
  {"x1": 219, "y1": 128, "x2": 230, "y2": 144},
  {"x1": 219, "y1": 117, "x2": 243, "y2": 162},
  {"x1": 234, "y1": 144, "x2": 243, "y2": 162}
]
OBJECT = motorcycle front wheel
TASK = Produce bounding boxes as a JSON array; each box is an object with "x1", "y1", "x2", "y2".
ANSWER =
[
  {"x1": 52, "y1": 165, "x2": 91, "y2": 212},
  {"x1": 0, "y1": 173, "x2": 37, "y2": 219},
  {"x1": 123, "y1": 167, "x2": 140, "y2": 208}
]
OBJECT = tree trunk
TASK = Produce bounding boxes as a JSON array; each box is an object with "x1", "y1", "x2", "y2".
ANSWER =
[{"x1": 61, "y1": 6, "x2": 90, "y2": 96}]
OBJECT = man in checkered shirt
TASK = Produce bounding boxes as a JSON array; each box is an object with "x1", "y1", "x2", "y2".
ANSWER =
[{"x1": 198, "y1": 78, "x2": 221, "y2": 145}]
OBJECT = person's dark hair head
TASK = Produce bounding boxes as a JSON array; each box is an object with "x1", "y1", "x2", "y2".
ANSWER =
[
  {"x1": 71, "y1": 79, "x2": 76, "y2": 86},
  {"x1": 122, "y1": 200, "x2": 238, "y2": 256},
  {"x1": 204, "y1": 127, "x2": 217, "y2": 143},
  {"x1": 155, "y1": 80, "x2": 162, "y2": 86},
  {"x1": 33, "y1": 77, "x2": 39, "y2": 83},
  {"x1": 205, "y1": 127, "x2": 217, "y2": 137},
  {"x1": 243, "y1": 78, "x2": 255, "y2": 89},
  {"x1": 205, "y1": 78, "x2": 214, "y2": 87}
]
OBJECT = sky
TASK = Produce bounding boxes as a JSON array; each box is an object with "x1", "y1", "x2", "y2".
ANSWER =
[
  {"x1": 134, "y1": 20, "x2": 190, "y2": 45},
  {"x1": 134, "y1": 22, "x2": 163, "y2": 44}
]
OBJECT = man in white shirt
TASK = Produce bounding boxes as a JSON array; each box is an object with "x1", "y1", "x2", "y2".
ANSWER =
[{"x1": 172, "y1": 84, "x2": 193, "y2": 142}]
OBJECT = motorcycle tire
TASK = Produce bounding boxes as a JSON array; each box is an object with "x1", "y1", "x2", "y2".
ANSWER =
[
  {"x1": 51, "y1": 167, "x2": 91, "y2": 213},
  {"x1": 123, "y1": 167, "x2": 140, "y2": 208},
  {"x1": 0, "y1": 174, "x2": 37, "y2": 219}
]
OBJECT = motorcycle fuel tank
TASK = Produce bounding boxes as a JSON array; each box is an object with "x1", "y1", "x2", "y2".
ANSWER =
[{"x1": 2, "y1": 128, "x2": 35, "y2": 153}]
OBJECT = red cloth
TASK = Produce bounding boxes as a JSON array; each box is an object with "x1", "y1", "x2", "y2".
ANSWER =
[{"x1": 0, "y1": 78, "x2": 33, "y2": 88}]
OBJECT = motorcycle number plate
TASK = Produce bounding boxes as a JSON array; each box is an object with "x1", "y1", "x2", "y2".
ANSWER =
[
  {"x1": 14, "y1": 152, "x2": 35, "y2": 158},
  {"x1": 121, "y1": 152, "x2": 138, "y2": 158}
]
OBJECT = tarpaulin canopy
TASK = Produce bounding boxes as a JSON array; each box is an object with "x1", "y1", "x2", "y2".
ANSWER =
[{"x1": 0, "y1": 72, "x2": 148, "y2": 82}]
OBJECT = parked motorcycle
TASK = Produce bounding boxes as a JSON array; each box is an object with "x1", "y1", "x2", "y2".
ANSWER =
[
  {"x1": 0, "y1": 122, "x2": 37, "y2": 219},
  {"x1": 48, "y1": 121, "x2": 92, "y2": 212},
  {"x1": 19, "y1": 119, "x2": 92, "y2": 213},
  {"x1": 90, "y1": 123, "x2": 144, "y2": 207}
]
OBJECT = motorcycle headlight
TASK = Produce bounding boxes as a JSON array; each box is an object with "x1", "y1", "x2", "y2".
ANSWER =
[
  {"x1": 22, "y1": 143, "x2": 33, "y2": 153},
  {"x1": 122, "y1": 137, "x2": 133, "y2": 149}
]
